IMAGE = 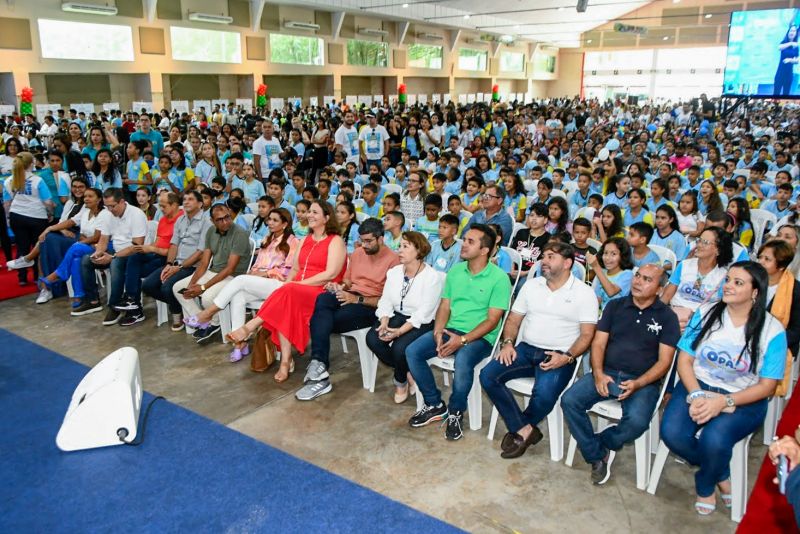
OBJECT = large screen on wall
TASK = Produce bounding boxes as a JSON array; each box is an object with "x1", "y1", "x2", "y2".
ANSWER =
[
  {"x1": 723, "y1": 8, "x2": 800, "y2": 98},
  {"x1": 170, "y1": 27, "x2": 242, "y2": 64},
  {"x1": 38, "y1": 19, "x2": 134, "y2": 61}
]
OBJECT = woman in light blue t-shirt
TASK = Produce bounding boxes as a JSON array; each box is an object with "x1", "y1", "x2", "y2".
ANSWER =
[{"x1": 661, "y1": 261, "x2": 787, "y2": 516}]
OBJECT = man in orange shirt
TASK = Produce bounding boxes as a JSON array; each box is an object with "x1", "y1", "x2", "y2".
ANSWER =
[{"x1": 297, "y1": 217, "x2": 399, "y2": 401}]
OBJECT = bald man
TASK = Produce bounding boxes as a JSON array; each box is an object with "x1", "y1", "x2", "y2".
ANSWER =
[{"x1": 562, "y1": 263, "x2": 680, "y2": 486}]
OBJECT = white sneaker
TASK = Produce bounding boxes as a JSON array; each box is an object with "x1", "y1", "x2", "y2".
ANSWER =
[
  {"x1": 8, "y1": 257, "x2": 35, "y2": 270},
  {"x1": 35, "y1": 287, "x2": 53, "y2": 304}
]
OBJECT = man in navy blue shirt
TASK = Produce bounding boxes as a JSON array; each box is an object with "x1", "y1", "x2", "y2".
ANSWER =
[{"x1": 562, "y1": 263, "x2": 680, "y2": 485}]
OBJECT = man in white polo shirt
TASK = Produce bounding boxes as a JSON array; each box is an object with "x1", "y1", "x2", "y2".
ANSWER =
[
  {"x1": 72, "y1": 187, "x2": 147, "y2": 325},
  {"x1": 480, "y1": 241, "x2": 597, "y2": 459}
]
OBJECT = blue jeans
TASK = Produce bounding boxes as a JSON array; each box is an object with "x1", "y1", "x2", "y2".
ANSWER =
[
  {"x1": 309, "y1": 291, "x2": 377, "y2": 368},
  {"x1": 561, "y1": 369, "x2": 661, "y2": 464},
  {"x1": 40, "y1": 231, "x2": 77, "y2": 297},
  {"x1": 479, "y1": 343, "x2": 576, "y2": 433},
  {"x1": 661, "y1": 381, "x2": 768, "y2": 498},
  {"x1": 124, "y1": 252, "x2": 166, "y2": 305},
  {"x1": 53, "y1": 242, "x2": 94, "y2": 298},
  {"x1": 406, "y1": 329, "x2": 492, "y2": 413},
  {"x1": 81, "y1": 254, "x2": 128, "y2": 306},
  {"x1": 142, "y1": 266, "x2": 194, "y2": 314}
]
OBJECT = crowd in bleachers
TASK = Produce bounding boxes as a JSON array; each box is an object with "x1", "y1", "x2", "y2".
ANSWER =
[{"x1": 4, "y1": 94, "x2": 800, "y2": 519}]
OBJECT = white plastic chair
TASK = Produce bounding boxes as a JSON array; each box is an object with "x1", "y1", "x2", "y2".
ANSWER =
[
  {"x1": 587, "y1": 238, "x2": 602, "y2": 251},
  {"x1": 353, "y1": 182, "x2": 362, "y2": 199},
  {"x1": 562, "y1": 181, "x2": 579, "y2": 195},
  {"x1": 733, "y1": 169, "x2": 750, "y2": 180},
  {"x1": 648, "y1": 244, "x2": 678, "y2": 270},
  {"x1": 750, "y1": 208, "x2": 777, "y2": 253},
  {"x1": 339, "y1": 327, "x2": 379, "y2": 392},
  {"x1": 145, "y1": 220, "x2": 158, "y2": 244},
  {"x1": 523, "y1": 179, "x2": 538, "y2": 193},
  {"x1": 247, "y1": 202, "x2": 258, "y2": 214},
  {"x1": 355, "y1": 211, "x2": 368, "y2": 223},
  {"x1": 764, "y1": 171, "x2": 777, "y2": 183},
  {"x1": 550, "y1": 189, "x2": 567, "y2": 200},
  {"x1": 486, "y1": 351, "x2": 582, "y2": 462},
  {"x1": 384, "y1": 183, "x2": 402, "y2": 196},
  {"x1": 241, "y1": 213, "x2": 256, "y2": 229},
  {"x1": 647, "y1": 433, "x2": 753, "y2": 523},
  {"x1": 509, "y1": 222, "x2": 527, "y2": 246},
  {"x1": 565, "y1": 357, "x2": 676, "y2": 490}
]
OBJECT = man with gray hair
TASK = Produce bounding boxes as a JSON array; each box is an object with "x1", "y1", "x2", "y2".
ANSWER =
[
  {"x1": 461, "y1": 184, "x2": 513, "y2": 245},
  {"x1": 562, "y1": 263, "x2": 680, "y2": 486},
  {"x1": 297, "y1": 218, "x2": 399, "y2": 401}
]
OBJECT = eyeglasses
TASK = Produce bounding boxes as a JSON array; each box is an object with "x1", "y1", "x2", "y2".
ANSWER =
[
  {"x1": 214, "y1": 215, "x2": 232, "y2": 223},
  {"x1": 697, "y1": 238, "x2": 717, "y2": 247},
  {"x1": 482, "y1": 194, "x2": 501, "y2": 200}
]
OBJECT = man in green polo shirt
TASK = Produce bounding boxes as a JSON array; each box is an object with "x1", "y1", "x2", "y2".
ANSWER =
[
  {"x1": 407, "y1": 223, "x2": 511, "y2": 441},
  {"x1": 173, "y1": 203, "x2": 251, "y2": 344}
]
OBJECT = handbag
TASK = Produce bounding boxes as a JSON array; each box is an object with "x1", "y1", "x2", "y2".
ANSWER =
[{"x1": 250, "y1": 328, "x2": 276, "y2": 372}]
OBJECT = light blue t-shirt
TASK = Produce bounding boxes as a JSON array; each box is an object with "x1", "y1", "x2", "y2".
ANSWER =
[
  {"x1": 632, "y1": 247, "x2": 661, "y2": 268},
  {"x1": 650, "y1": 229, "x2": 687, "y2": 262},
  {"x1": 426, "y1": 239, "x2": 462, "y2": 273},
  {"x1": 679, "y1": 304, "x2": 787, "y2": 392},
  {"x1": 593, "y1": 269, "x2": 633, "y2": 310}
]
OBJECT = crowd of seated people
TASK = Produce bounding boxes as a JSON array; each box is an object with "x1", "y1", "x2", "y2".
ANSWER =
[{"x1": 5, "y1": 93, "x2": 800, "y2": 518}]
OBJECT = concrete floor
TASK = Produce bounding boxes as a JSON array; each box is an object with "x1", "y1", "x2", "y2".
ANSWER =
[{"x1": 1, "y1": 293, "x2": 754, "y2": 533}]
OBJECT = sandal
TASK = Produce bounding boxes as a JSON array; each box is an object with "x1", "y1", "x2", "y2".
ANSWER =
[
  {"x1": 273, "y1": 359, "x2": 295, "y2": 383},
  {"x1": 717, "y1": 482, "x2": 732, "y2": 508},
  {"x1": 229, "y1": 344, "x2": 250, "y2": 363},
  {"x1": 184, "y1": 315, "x2": 210, "y2": 329},
  {"x1": 694, "y1": 500, "x2": 716, "y2": 516}
]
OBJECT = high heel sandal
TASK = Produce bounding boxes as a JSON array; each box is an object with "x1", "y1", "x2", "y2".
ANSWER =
[
  {"x1": 225, "y1": 329, "x2": 254, "y2": 364},
  {"x1": 273, "y1": 359, "x2": 295, "y2": 383}
]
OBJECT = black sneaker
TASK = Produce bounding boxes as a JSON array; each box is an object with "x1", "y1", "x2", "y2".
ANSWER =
[
  {"x1": 591, "y1": 450, "x2": 616, "y2": 485},
  {"x1": 102, "y1": 309, "x2": 122, "y2": 325},
  {"x1": 194, "y1": 325, "x2": 221, "y2": 344},
  {"x1": 71, "y1": 301, "x2": 103, "y2": 316},
  {"x1": 409, "y1": 402, "x2": 448, "y2": 428},
  {"x1": 445, "y1": 411, "x2": 464, "y2": 441},
  {"x1": 113, "y1": 298, "x2": 140, "y2": 312},
  {"x1": 119, "y1": 308, "x2": 145, "y2": 326}
]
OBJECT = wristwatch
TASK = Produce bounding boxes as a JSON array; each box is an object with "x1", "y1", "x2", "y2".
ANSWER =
[
  {"x1": 501, "y1": 338, "x2": 514, "y2": 346},
  {"x1": 200, "y1": 284, "x2": 206, "y2": 292},
  {"x1": 460, "y1": 336, "x2": 469, "y2": 347},
  {"x1": 724, "y1": 395, "x2": 735, "y2": 408},
  {"x1": 357, "y1": 296, "x2": 364, "y2": 304},
  {"x1": 560, "y1": 350, "x2": 576, "y2": 364},
  {"x1": 171, "y1": 260, "x2": 180, "y2": 266}
]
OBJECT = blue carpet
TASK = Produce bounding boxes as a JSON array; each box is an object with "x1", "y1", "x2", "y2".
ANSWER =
[{"x1": 0, "y1": 329, "x2": 461, "y2": 533}]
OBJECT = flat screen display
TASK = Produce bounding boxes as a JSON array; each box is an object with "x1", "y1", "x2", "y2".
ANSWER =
[
  {"x1": 38, "y1": 19, "x2": 134, "y2": 62},
  {"x1": 723, "y1": 8, "x2": 800, "y2": 98}
]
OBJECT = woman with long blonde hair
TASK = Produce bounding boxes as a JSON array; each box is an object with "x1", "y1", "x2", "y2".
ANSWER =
[{"x1": 2, "y1": 152, "x2": 55, "y2": 285}]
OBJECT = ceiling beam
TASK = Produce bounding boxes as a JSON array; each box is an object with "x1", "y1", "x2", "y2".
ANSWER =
[
  {"x1": 142, "y1": 0, "x2": 157, "y2": 23},
  {"x1": 489, "y1": 41, "x2": 501, "y2": 58},
  {"x1": 396, "y1": 21, "x2": 410, "y2": 46},
  {"x1": 249, "y1": 0, "x2": 266, "y2": 32},
  {"x1": 446, "y1": 29, "x2": 460, "y2": 51},
  {"x1": 331, "y1": 11, "x2": 345, "y2": 41}
]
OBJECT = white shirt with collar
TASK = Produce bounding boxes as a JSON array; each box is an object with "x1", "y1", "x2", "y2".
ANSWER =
[
  {"x1": 512, "y1": 274, "x2": 598, "y2": 351},
  {"x1": 98, "y1": 203, "x2": 147, "y2": 252}
]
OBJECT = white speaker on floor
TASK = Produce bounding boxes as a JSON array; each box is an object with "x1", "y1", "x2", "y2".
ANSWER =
[{"x1": 56, "y1": 347, "x2": 142, "y2": 452}]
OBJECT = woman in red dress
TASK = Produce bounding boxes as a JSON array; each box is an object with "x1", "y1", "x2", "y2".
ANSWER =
[{"x1": 227, "y1": 200, "x2": 347, "y2": 382}]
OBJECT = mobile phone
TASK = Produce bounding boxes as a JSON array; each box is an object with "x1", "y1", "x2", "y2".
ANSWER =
[
  {"x1": 178, "y1": 288, "x2": 188, "y2": 294},
  {"x1": 607, "y1": 380, "x2": 624, "y2": 398},
  {"x1": 778, "y1": 454, "x2": 789, "y2": 495},
  {"x1": 542, "y1": 355, "x2": 552, "y2": 364}
]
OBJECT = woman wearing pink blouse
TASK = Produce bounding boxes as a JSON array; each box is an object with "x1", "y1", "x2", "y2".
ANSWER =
[{"x1": 184, "y1": 208, "x2": 299, "y2": 362}]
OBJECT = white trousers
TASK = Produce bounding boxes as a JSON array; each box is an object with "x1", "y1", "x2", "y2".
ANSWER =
[
  {"x1": 172, "y1": 270, "x2": 233, "y2": 326},
  {"x1": 212, "y1": 274, "x2": 283, "y2": 331}
]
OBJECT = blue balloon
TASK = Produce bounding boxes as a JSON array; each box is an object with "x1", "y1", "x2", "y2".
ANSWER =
[
  {"x1": 699, "y1": 127, "x2": 708, "y2": 136},
  {"x1": 647, "y1": 123, "x2": 657, "y2": 133},
  {"x1": 701, "y1": 120, "x2": 709, "y2": 128},
  {"x1": 619, "y1": 119, "x2": 625, "y2": 126}
]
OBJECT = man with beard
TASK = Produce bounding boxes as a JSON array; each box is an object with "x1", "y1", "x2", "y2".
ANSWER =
[{"x1": 334, "y1": 110, "x2": 360, "y2": 165}]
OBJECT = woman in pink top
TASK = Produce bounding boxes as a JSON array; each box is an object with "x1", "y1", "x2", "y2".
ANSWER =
[{"x1": 187, "y1": 208, "x2": 299, "y2": 362}]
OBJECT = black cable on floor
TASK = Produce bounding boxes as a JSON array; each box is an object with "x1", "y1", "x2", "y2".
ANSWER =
[{"x1": 117, "y1": 396, "x2": 165, "y2": 446}]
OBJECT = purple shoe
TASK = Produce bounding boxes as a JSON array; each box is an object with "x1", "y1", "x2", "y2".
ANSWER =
[
  {"x1": 229, "y1": 344, "x2": 250, "y2": 363},
  {"x1": 183, "y1": 315, "x2": 210, "y2": 329}
]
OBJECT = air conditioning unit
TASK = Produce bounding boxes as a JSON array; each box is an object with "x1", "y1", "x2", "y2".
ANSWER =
[
  {"x1": 285, "y1": 21, "x2": 321, "y2": 31},
  {"x1": 417, "y1": 33, "x2": 443, "y2": 41},
  {"x1": 61, "y1": 2, "x2": 118, "y2": 16},
  {"x1": 188, "y1": 12, "x2": 234, "y2": 24},
  {"x1": 359, "y1": 28, "x2": 388, "y2": 37}
]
